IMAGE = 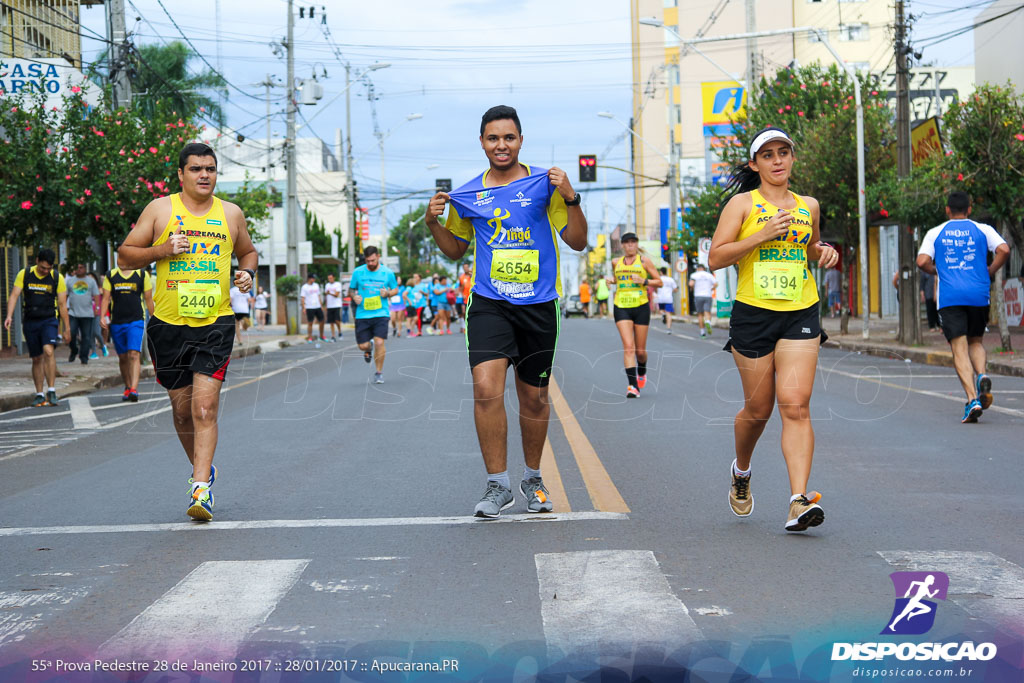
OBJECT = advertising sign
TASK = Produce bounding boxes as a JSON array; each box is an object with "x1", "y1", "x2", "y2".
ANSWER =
[
  {"x1": 0, "y1": 58, "x2": 99, "y2": 110},
  {"x1": 702, "y1": 81, "x2": 746, "y2": 186}
]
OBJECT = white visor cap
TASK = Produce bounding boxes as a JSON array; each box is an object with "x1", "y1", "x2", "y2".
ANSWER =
[{"x1": 749, "y1": 129, "x2": 795, "y2": 158}]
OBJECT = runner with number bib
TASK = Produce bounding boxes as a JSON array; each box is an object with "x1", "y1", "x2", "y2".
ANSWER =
[
  {"x1": 118, "y1": 142, "x2": 258, "y2": 521},
  {"x1": 708, "y1": 127, "x2": 839, "y2": 533},
  {"x1": 608, "y1": 232, "x2": 661, "y2": 397},
  {"x1": 425, "y1": 105, "x2": 587, "y2": 518}
]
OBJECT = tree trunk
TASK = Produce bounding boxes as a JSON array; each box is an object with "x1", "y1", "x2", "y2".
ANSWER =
[{"x1": 993, "y1": 221, "x2": 1013, "y2": 352}]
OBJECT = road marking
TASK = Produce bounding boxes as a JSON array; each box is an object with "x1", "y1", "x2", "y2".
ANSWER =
[
  {"x1": 879, "y1": 551, "x2": 1024, "y2": 636},
  {"x1": 0, "y1": 511, "x2": 628, "y2": 537},
  {"x1": 541, "y1": 438, "x2": 571, "y2": 513},
  {"x1": 674, "y1": 332, "x2": 696, "y2": 340},
  {"x1": 548, "y1": 379, "x2": 630, "y2": 513},
  {"x1": 535, "y1": 550, "x2": 701, "y2": 657},
  {"x1": 98, "y1": 559, "x2": 309, "y2": 659},
  {"x1": 0, "y1": 587, "x2": 89, "y2": 647},
  {"x1": 822, "y1": 367, "x2": 1024, "y2": 418},
  {"x1": 67, "y1": 397, "x2": 100, "y2": 430}
]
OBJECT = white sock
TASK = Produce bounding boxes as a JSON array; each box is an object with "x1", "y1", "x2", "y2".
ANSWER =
[
  {"x1": 523, "y1": 466, "x2": 542, "y2": 481},
  {"x1": 790, "y1": 493, "x2": 804, "y2": 503},
  {"x1": 732, "y1": 461, "x2": 750, "y2": 477},
  {"x1": 191, "y1": 480, "x2": 210, "y2": 491},
  {"x1": 36, "y1": 391, "x2": 44, "y2": 397},
  {"x1": 46, "y1": 386, "x2": 55, "y2": 393},
  {"x1": 487, "y1": 471, "x2": 511, "y2": 489}
]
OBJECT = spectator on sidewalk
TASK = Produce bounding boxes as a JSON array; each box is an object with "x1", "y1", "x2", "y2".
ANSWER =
[
  {"x1": 3, "y1": 248, "x2": 70, "y2": 406},
  {"x1": 300, "y1": 273, "x2": 325, "y2": 342},
  {"x1": 579, "y1": 279, "x2": 591, "y2": 318},
  {"x1": 229, "y1": 284, "x2": 251, "y2": 344},
  {"x1": 917, "y1": 191, "x2": 1010, "y2": 423},
  {"x1": 65, "y1": 263, "x2": 101, "y2": 365},
  {"x1": 325, "y1": 273, "x2": 344, "y2": 342},
  {"x1": 824, "y1": 266, "x2": 841, "y2": 318},
  {"x1": 655, "y1": 267, "x2": 677, "y2": 333},
  {"x1": 90, "y1": 271, "x2": 109, "y2": 358},
  {"x1": 253, "y1": 286, "x2": 269, "y2": 327},
  {"x1": 100, "y1": 262, "x2": 154, "y2": 402},
  {"x1": 595, "y1": 277, "x2": 610, "y2": 318},
  {"x1": 920, "y1": 269, "x2": 938, "y2": 331}
]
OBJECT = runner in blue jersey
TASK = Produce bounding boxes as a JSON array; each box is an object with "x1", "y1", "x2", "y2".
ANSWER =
[
  {"x1": 349, "y1": 245, "x2": 398, "y2": 384},
  {"x1": 425, "y1": 105, "x2": 588, "y2": 518},
  {"x1": 917, "y1": 191, "x2": 1009, "y2": 422}
]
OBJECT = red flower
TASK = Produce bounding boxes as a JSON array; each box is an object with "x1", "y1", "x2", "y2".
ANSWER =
[
  {"x1": 59, "y1": 201, "x2": 65, "y2": 206},
  {"x1": 84, "y1": 189, "x2": 92, "y2": 196},
  {"x1": 785, "y1": 105, "x2": 791, "y2": 111},
  {"x1": 149, "y1": 146, "x2": 158, "y2": 153},
  {"x1": 70, "y1": 86, "x2": 81, "y2": 94},
  {"x1": 106, "y1": 182, "x2": 115, "y2": 191},
  {"x1": 956, "y1": 173, "x2": 964, "y2": 181},
  {"x1": 93, "y1": 129, "x2": 105, "y2": 137},
  {"x1": 36, "y1": 186, "x2": 42, "y2": 192},
  {"x1": 1016, "y1": 134, "x2": 1024, "y2": 141},
  {"x1": 797, "y1": 111, "x2": 805, "y2": 117},
  {"x1": 20, "y1": 200, "x2": 32, "y2": 210},
  {"x1": 879, "y1": 209, "x2": 889, "y2": 218}
]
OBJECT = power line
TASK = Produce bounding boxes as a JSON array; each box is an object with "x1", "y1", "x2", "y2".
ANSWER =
[{"x1": 916, "y1": 2, "x2": 1024, "y2": 48}]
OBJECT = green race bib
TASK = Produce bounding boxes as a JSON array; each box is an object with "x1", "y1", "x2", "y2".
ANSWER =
[
  {"x1": 617, "y1": 289, "x2": 644, "y2": 308},
  {"x1": 177, "y1": 281, "x2": 221, "y2": 318},
  {"x1": 363, "y1": 295, "x2": 382, "y2": 311},
  {"x1": 491, "y1": 249, "x2": 539, "y2": 283},
  {"x1": 753, "y1": 262, "x2": 804, "y2": 301}
]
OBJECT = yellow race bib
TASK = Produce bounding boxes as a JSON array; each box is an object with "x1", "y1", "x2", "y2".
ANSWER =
[
  {"x1": 177, "y1": 281, "x2": 222, "y2": 318},
  {"x1": 753, "y1": 262, "x2": 805, "y2": 301},
  {"x1": 363, "y1": 295, "x2": 382, "y2": 311},
  {"x1": 617, "y1": 289, "x2": 644, "y2": 308},
  {"x1": 491, "y1": 249, "x2": 539, "y2": 283}
]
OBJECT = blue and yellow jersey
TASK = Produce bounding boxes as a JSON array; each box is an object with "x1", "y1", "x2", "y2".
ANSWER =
[
  {"x1": 735, "y1": 190, "x2": 819, "y2": 311},
  {"x1": 445, "y1": 165, "x2": 568, "y2": 305}
]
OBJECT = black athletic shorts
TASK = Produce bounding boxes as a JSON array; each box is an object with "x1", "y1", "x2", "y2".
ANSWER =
[
  {"x1": 939, "y1": 304, "x2": 989, "y2": 342},
  {"x1": 147, "y1": 315, "x2": 234, "y2": 390},
  {"x1": 233, "y1": 312, "x2": 249, "y2": 321},
  {"x1": 326, "y1": 307, "x2": 342, "y2": 324},
  {"x1": 305, "y1": 307, "x2": 324, "y2": 323},
  {"x1": 724, "y1": 300, "x2": 827, "y2": 359},
  {"x1": 613, "y1": 303, "x2": 651, "y2": 325},
  {"x1": 355, "y1": 316, "x2": 389, "y2": 344},
  {"x1": 465, "y1": 293, "x2": 559, "y2": 387},
  {"x1": 22, "y1": 317, "x2": 60, "y2": 357}
]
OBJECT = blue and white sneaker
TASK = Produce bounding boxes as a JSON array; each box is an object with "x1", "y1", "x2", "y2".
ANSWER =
[
  {"x1": 187, "y1": 484, "x2": 214, "y2": 521},
  {"x1": 976, "y1": 374, "x2": 992, "y2": 410},
  {"x1": 962, "y1": 399, "x2": 983, "y2": 424},
  {"x1": 187, "y1": 464, "x2": 217, "y2": 487}
]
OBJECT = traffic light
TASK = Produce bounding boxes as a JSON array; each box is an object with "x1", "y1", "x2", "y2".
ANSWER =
[{"x1": 578, "y1": 154, "x2": 597, "y2": 183}]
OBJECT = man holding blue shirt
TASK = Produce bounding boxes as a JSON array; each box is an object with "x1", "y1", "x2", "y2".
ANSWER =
[
  {"x1": 917, "y1": 191, "x2": 1010, "y2": 423},
  {"x1": 349, "y1": 245, "x2": 398, "y2": 384}
]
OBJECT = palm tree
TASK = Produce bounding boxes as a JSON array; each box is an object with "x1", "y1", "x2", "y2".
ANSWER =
[{"x1": 131, "y1": 42, "x2": 225, "y2": 124}]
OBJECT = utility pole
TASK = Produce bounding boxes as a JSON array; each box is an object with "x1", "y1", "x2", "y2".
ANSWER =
[
  {"x1": 259, "y1": 75, "x2": 278, "y2": 324},
  {"x1": 895, "y1": 0, "x2": 920, "y2": 345},
  {"x1": 106, "y1": 0, "x2": 132, "y2": 108},
  {"x1": 345, "y1": 64, "x2": 356, "y2": 274},
  {"x1": 745, "y1": 0, "x2": 758, "y2": 99},
  {"x1": 284, "y1": 0, "x2": 299, "y2": 333}
]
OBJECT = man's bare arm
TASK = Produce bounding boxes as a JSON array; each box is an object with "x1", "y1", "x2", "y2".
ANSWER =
[{"x1": 118, "y1": 198, "x2": 181, "y2": 269}]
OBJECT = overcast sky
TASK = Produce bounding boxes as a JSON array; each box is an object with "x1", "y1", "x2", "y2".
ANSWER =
[{"x1": 79, "y1": 0, "x2": 984, "y2": 242}]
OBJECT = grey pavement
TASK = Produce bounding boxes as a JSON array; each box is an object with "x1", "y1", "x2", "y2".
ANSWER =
[{"x1": 0, "y1": 319, "x2": 1020, "y2": 681}]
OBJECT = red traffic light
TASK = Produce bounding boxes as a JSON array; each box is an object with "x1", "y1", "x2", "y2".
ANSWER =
[{"x1": 578, "y1": 154, "x2": 597, "y2": 182}]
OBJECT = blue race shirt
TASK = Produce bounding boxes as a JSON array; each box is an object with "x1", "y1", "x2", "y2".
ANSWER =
[
  {"x1": 431, "y1": 283, "x2": 447, "y2": 307},
  {"x1": 349, "y1": 264, "x2": 397, "y2": 319},
  {"x1": 918, "y1": 219, "x2": 1006, "y2": 308},
  {"x1": 446, "y1": 165, "x2": 568, "y2": 305}
]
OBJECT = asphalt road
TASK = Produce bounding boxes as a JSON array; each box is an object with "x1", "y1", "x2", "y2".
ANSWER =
[{"x1": 0, "y1": 318, "x2": 1021, "y2": 681}]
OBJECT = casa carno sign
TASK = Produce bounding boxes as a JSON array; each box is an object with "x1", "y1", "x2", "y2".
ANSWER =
[{"x1": 0, "y1": 58, "x2": 99, "y2": 110}]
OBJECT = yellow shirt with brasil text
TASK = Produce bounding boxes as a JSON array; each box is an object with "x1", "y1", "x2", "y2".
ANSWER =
[
  {"x1": 735, "y1": 189, "x2": 819, "y2": 311},
  {"x1": 153, "y1": 193, "x2": 234, "y2": 326}
]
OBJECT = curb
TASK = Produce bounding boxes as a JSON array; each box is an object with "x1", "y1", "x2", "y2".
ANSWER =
[{"x1": 0, "y1": 337, "x2": 296, "y2": 414}]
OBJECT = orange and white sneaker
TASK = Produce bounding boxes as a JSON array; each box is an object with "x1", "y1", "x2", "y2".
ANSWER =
[
  {"x1": 785, "y1": 491, "x2": 823, "y2": 532},
  {"x1": 626, "y1": 385, "x2": 640, "y2": 399},
  {"x1": 637, "y1": 375, "x2": 647, "y2": 389}
]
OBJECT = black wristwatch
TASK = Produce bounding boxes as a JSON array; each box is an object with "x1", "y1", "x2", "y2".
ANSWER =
[
  {"x1": 242, "y1": 268, "x2": 256, "y2": 282},
  {"x1": 564, "y1": 192, "x2": 581, "y2": 206}
]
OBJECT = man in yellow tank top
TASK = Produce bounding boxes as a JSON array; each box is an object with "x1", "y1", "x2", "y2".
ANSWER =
[{"x1": 118, "y1": 143, "x2": 258, "y2": 521}]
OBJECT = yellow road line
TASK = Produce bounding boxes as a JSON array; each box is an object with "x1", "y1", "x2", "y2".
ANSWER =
[
  {"x1": 540, "y1": 438, "x2": 571, "y2": 513},
  {"x1": 548, "y1": 378, "x2": 630, "y2": 513}
]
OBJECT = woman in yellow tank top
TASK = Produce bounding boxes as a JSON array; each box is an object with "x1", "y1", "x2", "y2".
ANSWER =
[
  {"x1": 606, "y1": 232, "x2": 661, "y2": 398},
  {"x1": 707, "y1": 127, "x2": 839, "y2": 533}
]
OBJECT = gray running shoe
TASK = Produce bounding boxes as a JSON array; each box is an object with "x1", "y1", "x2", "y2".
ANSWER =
[
  {"x1": 374, "y1": 372, "x2": 384, "y2": 384},
  {"x1": 474, "y1": 481, "x2": 514, "y2": 518},
  {"x1": 520, "y1": 477, "x2": 553, "y2": 513}
]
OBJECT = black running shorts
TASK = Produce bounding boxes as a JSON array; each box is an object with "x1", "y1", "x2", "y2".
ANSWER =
[
  {"x1": 326, "y1": 307, "x2": 342, "y2": 324},
  {"x1": 938, "y1": 304, "x2": 988, "y2": 342},
  {"x1": 305, "y1": 307, "x2": 324, "y2": 323},
  {"x1": 147, "y1": 315, "x2": 234, "y2": 390},
  {"x1": 613, "y1": 303, "x2": 651, "y2": 325},
  {"x1": 465, "y1": 293, "x2": 559, "y2": 387},
  {"x1": 355, "y1": 316, "x2": 389, "y2": 344},
  {"x1": 724, "y1": 300, "x2": 826, "y2": 358}
]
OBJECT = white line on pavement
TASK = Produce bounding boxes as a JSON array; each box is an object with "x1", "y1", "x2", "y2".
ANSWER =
[
  {"x1": 98, "y1": 559, "x2": 309, "y2": 659},
  {"x1": 822, "y1": 367, "x2": 1024, "y2": 417},
  {"x1": 67, "y1": 397, "x2": 100, "y2": 430},
  {"x1": 0, "y1": 511, "x2": 629, "y2": 537},
  {"x1": 0, "y1": 587, "x2": 89, "y2": 647},
  {"x1": 878, "y1": 551, "x2": 1024, "y2": 636},
  {"x1": 535, "y1": 550, "x2": 701, "y2": 658}
]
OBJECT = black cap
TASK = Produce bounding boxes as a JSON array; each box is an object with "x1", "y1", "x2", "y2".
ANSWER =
[{"x1": 620, "y1": 232, "x2": 639, "y2": 243}]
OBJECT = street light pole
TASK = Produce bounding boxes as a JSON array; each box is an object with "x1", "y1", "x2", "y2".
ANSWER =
[
  {"x1": 640, "y1": 20, "x2": 871, "y2": 339},
  {"x1": 285, "y1": 0, "x2": 299, "y2": 333},
  {"x1": 376, "y1": 113, "x2": 423, "y2": 246}
]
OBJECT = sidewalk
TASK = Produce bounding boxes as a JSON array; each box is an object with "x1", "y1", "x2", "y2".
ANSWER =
[
  {"x1": 668, "y1": 311, "x2": 1024, "y2": 378},
  {"x1": 0, "y1": 323, "x2": 310, "y2": 413}
]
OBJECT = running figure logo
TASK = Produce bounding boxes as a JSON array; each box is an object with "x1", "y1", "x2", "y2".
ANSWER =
[{"x1": 882, "y1": 571, "x2": 949, "y2": 635}]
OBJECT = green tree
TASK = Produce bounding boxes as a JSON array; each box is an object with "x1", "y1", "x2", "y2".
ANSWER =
[
  {"x1": 131, "y1": 42, "x2": 226, "y2": 126},
  {"x1": 224, "y1": 174, "x2": 277, "y2": 242},
  {"x1": 389, "y1": 203, "x2": 457, "y2": 275},
  {"x1": 721, "y1": 63, "x2": 896, "y2": 332}
]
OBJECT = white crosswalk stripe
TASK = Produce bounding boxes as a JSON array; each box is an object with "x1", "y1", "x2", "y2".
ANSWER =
[
  {"x1": 98, "y1": 559, "x2": 310, "y2": 660},
  {"x1": 879, "y1": 551, "x2": 1024, "y2": 636},
  {"x1": 535, "y1": 550, "x2": 701, "y2": 658},
  {"x1": 0, "y1": 587, "x2": 89, "y2": 648}
]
